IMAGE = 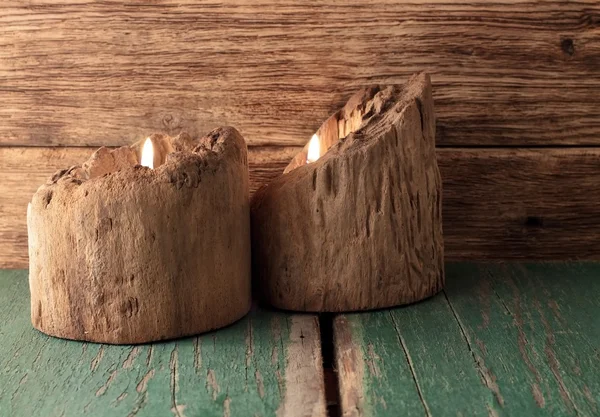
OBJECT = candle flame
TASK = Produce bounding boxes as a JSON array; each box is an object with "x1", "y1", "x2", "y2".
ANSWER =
[
  {"x1": 306, "y1": 134, "x2": 320, "y2": 163},
  {"x1": 141, "y1": 138, "x2": 154, "y2": 169}
]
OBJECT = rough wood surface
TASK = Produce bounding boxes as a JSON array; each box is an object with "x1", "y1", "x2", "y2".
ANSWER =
[
  {"x1": 334, "y1": 262, "x2": 600, "y2": 416},
  {"x1": 1, "y1": 1, "x2": 599, "y2": 147},
  {"x1": 0, "y1": 270, "x2": 327, "y2": 417},
  {"x1": 0, "y1": 145, "x2": 300, "y2": 269},
  {"x1": 4, "y1": 146, "x2": 600, "y2": 268},
  {"x1": 251, "y1": 73, "x2": 444, "y2": 312},
  {"x1": 27, "y1": 127, "x2": 252, "y2": 344},
  {"x1": 440, "y1": 148, "x2": 600, "y2": 260}
]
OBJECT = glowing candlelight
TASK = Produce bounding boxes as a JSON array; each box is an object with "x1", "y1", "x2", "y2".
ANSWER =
[
  {"x1": 141, "y1": 138, "x2": 154, "y2": 169},
  {"x1": 306, "y1": 134, "x2": 320, "y2": 164}
]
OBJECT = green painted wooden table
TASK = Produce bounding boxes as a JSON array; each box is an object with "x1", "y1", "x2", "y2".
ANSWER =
[
  {"x1": 1, "y1": 264, "x2": 599, "y2": 416},
  {"x1": 0, "y1": 270, "x2": 326, "y2": 417},
  {"x1": 335, "y1": 263, "x2": 600, "y2": 417}
]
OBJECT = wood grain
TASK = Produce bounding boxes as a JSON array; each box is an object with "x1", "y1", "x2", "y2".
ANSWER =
[
  {"x1": 445, "y1": 263, "x2": 600, "y2": 416},
  {"x1": 1, "y1": 1, "x2": 599, "y2": 147},
  {"x1": 333, "y1": 262, "x2": 600, "y2": 416},
  {"x1": 4, "y1": 146, "x2": 600, "y2": 267},
  {"x1": 0, "y1": 270, "x2": 326, "y2": 417},
  {"x1": 251, "y1": 74, "x2": 444, "y2": 312},
  {"x1": 440, "y1": 148, "x2": 600, "y2": 260},
  {"x1": 27, "y1": 128, "x2": 252, "y2": 344}
]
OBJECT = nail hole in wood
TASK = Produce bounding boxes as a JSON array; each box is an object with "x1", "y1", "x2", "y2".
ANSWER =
[
  {"x1": 561, "y1": 38, "x2": 575, "y2": 56},
  {"x1": 525, "y1": 216, "x2": 544, "y2": 228}
]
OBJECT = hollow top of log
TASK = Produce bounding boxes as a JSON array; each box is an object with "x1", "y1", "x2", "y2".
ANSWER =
[
  {"x1": 41, "y1": 126, "x2": 247, "y2": 191},
  {"x1": 283, "y1": 72, "x2": 432, "y2": 174}
]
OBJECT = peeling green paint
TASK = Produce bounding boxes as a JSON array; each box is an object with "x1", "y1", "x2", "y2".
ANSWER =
[
  {"x1": 0, "y1": 270, "x2": 293, "y2": 417},
  {"x1": 337, "y1": 263, "x2": 600, "y2": 417}
]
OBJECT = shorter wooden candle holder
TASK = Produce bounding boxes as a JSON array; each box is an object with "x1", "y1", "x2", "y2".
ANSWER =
[
  {"x1": 251, "y1": 73, "x2": 444, "y2": 312},
  {"x1": 28, "y1": 127, "x2": 251, "y2": 344}
]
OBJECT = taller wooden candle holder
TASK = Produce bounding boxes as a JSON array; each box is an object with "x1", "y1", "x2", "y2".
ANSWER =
[
  {"x1": 28, "y1": 127, "x2": 251, "y2": 344},
  {"x1": 251, "y1": 73, "x2": 444, "y2": 312}
]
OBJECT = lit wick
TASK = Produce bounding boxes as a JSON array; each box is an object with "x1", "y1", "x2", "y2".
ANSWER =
[
  {"x1": 306, "y1": 134, "x2": 320, "y2": 164},
  {"x1": 141, "y1": 138, "x2": 154, "y2": 169}
]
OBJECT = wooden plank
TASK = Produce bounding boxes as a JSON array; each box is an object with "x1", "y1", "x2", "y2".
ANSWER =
[
  {"x1": 0, "y1": 270, "x2": 326, "y2": 417},
  {"x1": 1, "y1": 1, "x2": 599, "y2": 147},
  {"x1": 444, "y1": 263, "x2": 600, "y2": 416},
  {"x1": 4, "y1": 146, "x2": 600, "y2": 267},
  {"x1": 440, "y1": 148, "x2": 600, "y2": 260},
  {"x1": 333, "y1": 262, "x2": 600, "y2": 417},
  {"x1": 335, "y1": 295, "x2": 505, "y2": 416}
]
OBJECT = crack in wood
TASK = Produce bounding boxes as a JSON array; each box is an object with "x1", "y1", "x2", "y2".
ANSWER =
[
  {"x1": 78, "y1": 343, "x2": 88, "y2": 364},
  {"x1": 122, "y1": 346, "x2": 141, "y2": 369},
  {"x1": 127, "y1": 392, "x2": 148, "y2": 417},
  {"x1": 206, "y1": 369, "x2": 220, "y2": 401},
  {"x1": 193, "y1": 336, "x2": 202, "y2": 373},
  {"x1": 136, "y1": 369, "x2": 155, "y2": 393},
  {"x1": 10, "y1": 373, "x2": 28, "y2": 402},
  {"x1": 389, "y1": 311, "x2": 432, "y2": 417},
  {"x1": 504, "y1": 273, "x2": 548, "y2": 408},
  {"x1": 90, "y1": 345, "x2": 105, "y2": 372},
  {"x1": 31, "y1": 337, "x2": 49, "y2": 369},
  {"x1": 488, "y1": 269, "x2": 546, "y2": 403},
  {"x1": 442, "y1": 291, "x2": 505, "y2": 409},
  {"x1": 535, "y1": 298, "x2": 581, "y2": 415},
  {"x1": 96, "y1": 369, "x2": 118, "y2": 397},
  {"x1": 146, "y1": 345, "x2": 154, "y2": 367},
  {"x1": 169, "y1": 345, "x2": 183, "y2": 417}
]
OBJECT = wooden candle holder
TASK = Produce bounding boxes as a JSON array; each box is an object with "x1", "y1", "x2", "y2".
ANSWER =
[
  {"x1": 28, "y1": 127, "x2": 251, "y2": 344},
  {"x1": 251, "y1": 73, "x2": 444, "y2": 312}
]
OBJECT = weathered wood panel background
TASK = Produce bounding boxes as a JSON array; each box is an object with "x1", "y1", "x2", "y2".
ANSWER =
[
  {"x1": 1, "y1": 1, "x2": 599, "y2": 266},
  {"x1": 2, "y1": 0, "x2": 599, "y2": 147}
]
